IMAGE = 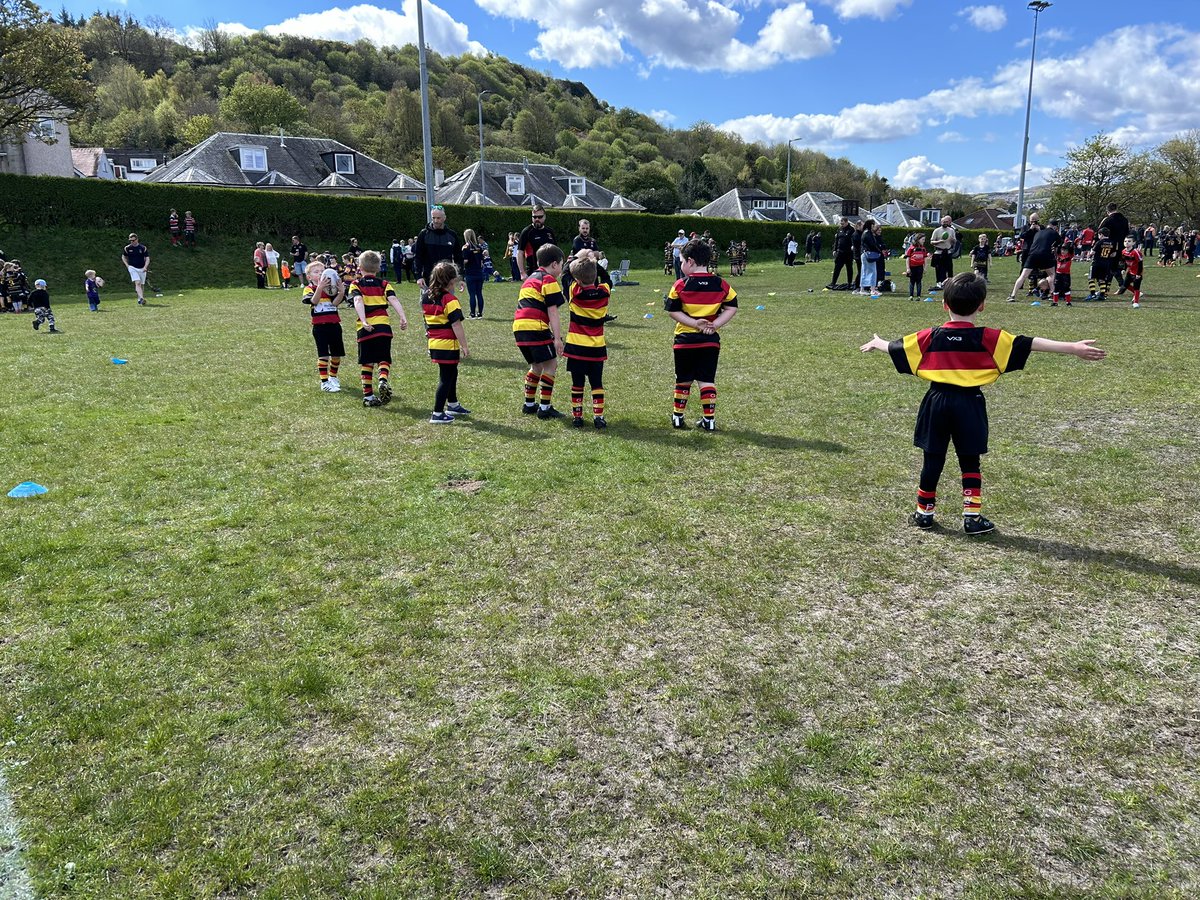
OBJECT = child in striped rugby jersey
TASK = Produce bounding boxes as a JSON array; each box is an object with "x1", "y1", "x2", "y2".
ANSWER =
[
  {"x1": 350, "y1": 251, "x2": 408, "y2": 407},
  {"x1": 302, "y1": 261, "x2": 344, "y2": 391},
  {"x1": 422, "y1": 262, "x2": 471, "y2": 424},
  {"x1": 563, "y1": 255, "x2": 610, "y2": 429},
  {"x1": 860, "y1": 271, "x2": 1106, "y2": 535}
]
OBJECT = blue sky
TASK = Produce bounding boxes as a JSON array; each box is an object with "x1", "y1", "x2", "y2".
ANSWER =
[{"x1": 66, "y1": 1, "x2": 1200, "y2": 193}]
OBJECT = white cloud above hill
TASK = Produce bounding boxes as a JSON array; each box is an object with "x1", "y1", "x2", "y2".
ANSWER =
[
  {"x1": 894, "y1": 155, "x2": 1054, "y2": 193},
  {"x1": 475, "y1": 0, "x2": 835, "y2": 72},
  {"x1": 819, "y1": 0, "x2": 911, "y2": 19}
]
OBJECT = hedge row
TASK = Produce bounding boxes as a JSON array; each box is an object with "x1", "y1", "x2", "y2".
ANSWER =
[{"x1": 0, "y1": 173, "x2": 1005, "y2": 266}]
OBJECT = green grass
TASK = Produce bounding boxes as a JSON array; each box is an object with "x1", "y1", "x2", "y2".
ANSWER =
[{"x1": 1, "y1": 254, "x2": 1198, "y2": 897}]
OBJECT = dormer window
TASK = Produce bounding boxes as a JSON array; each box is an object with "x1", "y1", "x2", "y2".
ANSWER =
[
  {"x1": 567, "y1": 177, "x2": 585, "y2": 196},
  {"x1": 238, "y1": 146, "x2": 267, "y2": 172},
  {"x1": 129, "y1": 158, "x2": 157, "y2": 171},
  {"x1": 334, "y1": 153, "x2": 355, "y2": 174},
  {"x1": 506, "y1": 174, "x2": 525, "y2": 195}
]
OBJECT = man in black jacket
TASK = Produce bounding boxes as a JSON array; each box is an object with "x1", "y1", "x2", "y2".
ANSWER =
[
  {"x1": 413, "y1": 206, "x2": 463, "y2": 291},
  {"x1": 1099, "y1": 202, "x2": 1130, "y2": 277},
  {"x1": 516, "y1": 206, "x2": 556, "y2": 279},
  {"x1": 828, "y1": 218, "x2": 855, "y2": 289}
]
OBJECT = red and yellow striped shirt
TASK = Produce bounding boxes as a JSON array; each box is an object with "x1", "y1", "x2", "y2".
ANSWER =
[
  {"x1": 665, "y1": 274, "x2": 737, "y2": 350},
  {"x1": 513, "y1": 268, "x2": 564, "y2": 347},
  {"x1": 888, "y1": 321, "x2": 1033, "y2": 388},
  {"x1": 422, "y1": 290, "x2": 464, "y2": 363},
  {"x1": 564, "y1": 282, "x2": 609, "y2": 362},
  {"x1": 349, "y1": 275, "x2": 396, "y2": 342}
]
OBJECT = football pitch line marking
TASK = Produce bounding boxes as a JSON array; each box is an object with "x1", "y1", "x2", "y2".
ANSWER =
[{"x1": 0, "y1": 767, "x2": 32, "y2": 900}]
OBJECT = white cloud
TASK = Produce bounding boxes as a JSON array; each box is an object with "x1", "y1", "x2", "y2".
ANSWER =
[
  {"x1": 720, "y1": 24, "x2": 1200, "y2": 151},
  {"x1": 819, "y1": 0, "x2": 911, "y2": 19},
  {"x1": 961, "y1": 5, "x2": 1006, "y2": 32},
  {"x1": 938, "y1": 131, "x2": 968, "y2": 143},
  {"x1": 894, "y1": 155, "x2": 1055, "y2": 193},
  {"x1": 1034, "y1": 142, "x2": 1054, "y2": 155},
  {"x1": 475, "y1": 0, "x2": 835, "y2": 73},
  {"x1": 649, "y1": 109, "x2": 678, "y2": 126},
  {"x1": 1017, "y1": 27, "x2": 1070, "y2": 48},
  {"x1": 187, "y1": 2, "x2": 486, "y2": 56},
  {"x1": 531, "y1": 26, "x2": 629, "y2": 68}
]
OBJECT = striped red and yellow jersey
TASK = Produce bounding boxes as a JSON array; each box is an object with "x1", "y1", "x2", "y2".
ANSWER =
[
  {"x1": 888, "y1": 321, "x2": 1033, "y2": 388},
  {"x1": 422, "y1": 290, "x2": 464, "y2": 362},
  {"x1": 302, "y1": 283, "x2": 340, "y2": 325},
  {"x1": 512, "y1": 268, "x2": 564, "y2": 346},
  {"x1": 665, "y1": 274, "x2": 737, "y2": 349},
  {"x1": 564, "y1": 282, "x2": 609, "y2": 362},
  {"x1": 349, "y1": 275, "x2": 396, "y2": 342}
]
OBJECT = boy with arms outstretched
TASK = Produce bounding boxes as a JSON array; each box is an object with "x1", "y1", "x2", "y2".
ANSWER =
[
  {"x1": 350, "y1": 251, "x2": 407, "y2": 407},
  {"x1": 860, "y1": 271, "x2": 1105, "y2": 535},
  {"x1": 513, "y1": 243, "x2": 566, "y2": 419},
  {"x1": 666, "y1": 239, "x2": 738, "y2": 431}
]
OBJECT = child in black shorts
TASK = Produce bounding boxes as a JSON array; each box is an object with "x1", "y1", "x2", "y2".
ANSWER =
[
  {"x1": 860, "y1": 271, "x2": 1106, "y2": 535},
  {"x1": 302, "y1": 261, "x2": 344, "y2": 392}
]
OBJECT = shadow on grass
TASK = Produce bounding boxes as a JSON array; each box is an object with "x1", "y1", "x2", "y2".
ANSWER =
[
  {"x1": 462, "y1": 419, "x2": 551, "y2": 441},
  {"x1": 465, "y1": 357, "x2": 523, "y2": 371},
  {"x1": 610, "y1": 420, "x2": 848, "y2": 453},
  {"x1": 972, "y1": 532, "x2": 1200, "y2": 587}
]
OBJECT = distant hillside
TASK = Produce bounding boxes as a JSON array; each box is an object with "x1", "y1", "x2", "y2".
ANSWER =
[{"x1": 57, "y1": 9, "x2": 894, "y2": 213}]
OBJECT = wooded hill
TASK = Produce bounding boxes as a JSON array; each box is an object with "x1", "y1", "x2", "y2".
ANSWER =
[{"x1": 53, "y1": 10, "x2": 983, "y2": 217}]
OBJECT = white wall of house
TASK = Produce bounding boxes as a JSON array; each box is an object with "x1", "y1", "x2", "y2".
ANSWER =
[{"x1": 0, "y1": 119, "x2": 74, "y2": 177}]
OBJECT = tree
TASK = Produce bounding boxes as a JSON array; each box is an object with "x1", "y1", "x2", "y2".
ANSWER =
[
  {"x1": 219, "y1": 79, "x2": 305, "y2": 133},
  {"x1": 1047, "y1": 134, "x2": 1136, "y2": 225},
  {"x1": 620, "y1": 165, "x2": 681, "y2": 214},
  {"x1": 1149, "y1": 132, "x2": 1200, "y2": 226},
  {"x1": 181, "y1": 113, "x2": 216, "y2": 146},
  {"x1": 0, "y1": 0, "x2": 92, "y2": 141}
]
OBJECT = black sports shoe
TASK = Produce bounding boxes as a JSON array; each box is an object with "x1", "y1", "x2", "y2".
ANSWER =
[
  {"x1": 593, "y1": 415, "x2": 607, "y2": 429},
  {"x1": 963, "y1": 514, "x2": 996, "y2": 535},
  {"x1": 521, "y1": 402, "x2": 538, "y2": 414},
  {"x1": 909, "y1": 511, "x2": 935, "y2": 529},
  {"x1": 570, "y1": 416, "x2": 584, "y2": 428},
  {"x1": 601, "y1": 314, "x2": 618, "y2": 323},
  {"x1": 671, "y1": 413, "x2": 687, "y2": 430},
  {"x1": 363, "y1": 395, "x2": 382, "y2": 407},
  {"x1": 377, "y1": 378, "x2": 393, "y2": 404},
  {"x1": 536, "y1": 405, "x2": 564, "y2": 419},
  {"x1": 697, "y1": 418, "x2": 716, "y2": 432}
]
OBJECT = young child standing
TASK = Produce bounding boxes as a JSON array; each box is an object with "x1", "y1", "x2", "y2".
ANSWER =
[
  {"x1": 4, "y1": 260, "x2": 29, "y2": 312},
  {"x1": 563, "y1": 255, "x2": 610, "y2": 429},
  {"x1": 1087, "y1": 227, "x2": 1116, "y2": 300},
  {"x1": 970, "y1": 234, "x2": 990, "y2": 282},
  {"x1": 421, "y1": 261, "x2": 471, "y2": 424},
  {"x1": 1118, "y1": 236, "x2": 1144, "y2": 308},
  {"x1": 513, "y1": 243, "x2": 566, "y2": 419},
  {"x1": 666, "y1": 239, "x2": 738, "y2": 431},
  {"x1": 860, "y1": 271, "x2": 1105, "y2": 535},
  {"x1": 84, "y1": 270, "x2": 102, "y2": 311},
  {"x1": 29, "y1": 279, "x2": 58, "y2": 333},
  {"x1": 349, "y1": 251, "x2": 407, "y2": 407},
  {"x1": 904, "y1": 234, "x2": 928, "y2": 300},
  {"x1": 1051, "y1": 245, "x2": 1073, "y2": 307},
  {"x1": 302, "y1": 261, "x2": 344, "y2": 392}
]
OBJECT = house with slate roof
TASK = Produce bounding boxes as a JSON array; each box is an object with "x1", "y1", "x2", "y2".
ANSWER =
[
  {"x1": 871, "y1": 198, "x2": 932, "y2": 229},
  {"x1": 71, "y1": 147, "x2": 116, "y2": 179},
  {"x1": 789, "y1": 191, "x2": 872, "y2": 225},
  {"x1": 695, "y1": 187, "x2": 810, "y2": 222},
  {"x1": 436, "y1": 160, "x2": 643, "y2": 211},
  {"x1": 105, "y1": 148, "x2": 168, "y2": 181},
  {"x1": 143, "y1": 132, "x2": 424, "y2": 199},
  {"x1": 953, "y1": 207, "x2": 1016, "y2": 231}
]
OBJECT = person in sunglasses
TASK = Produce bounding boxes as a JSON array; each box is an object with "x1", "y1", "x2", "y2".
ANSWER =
[{"x1": 516, "y1": 206, "x2": 557, "y2": 280}]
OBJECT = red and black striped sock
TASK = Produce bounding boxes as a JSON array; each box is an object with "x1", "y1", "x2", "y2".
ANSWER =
[
  {"x1": 360, "y1": 364, "x2": 374, "y2": 396},
  {"x1": 673, "y1": 382, "x2": 690, "y2": 414},
  {"x1": 571, "y1": 385, "x2": 584, "y2": 419},
  {"x1": 916, "y1": 489, "x2": 936, "y2": 515},
  {"x1": 539, "y1": 373, "x2": 555, "y2": 406},
  {"x1": 592, "y1": 388, "x2": 605, "y2": 417},
  {"x1": 700, "y1": 385, "x2": 717, "y2": 420},
  {"x1": 523, "y1": 370, "x2": 539, "y2": 405},
  {"x1": 317, "y1": 358, "x2": 329, "y2": 381},
  {"x1": 962, "y1": 471, "x2": 982, "y2": 517},
  {"x1": 329, "y1": 356, "x2": 341, "y2": 377},
  {"x1": 377, "y1": 361, "x2": 390, "y2": 383}
]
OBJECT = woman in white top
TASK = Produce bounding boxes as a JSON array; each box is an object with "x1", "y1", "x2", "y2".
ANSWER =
[{"x1": 264, "y1": 243, "x2": 282, "y2": 288}]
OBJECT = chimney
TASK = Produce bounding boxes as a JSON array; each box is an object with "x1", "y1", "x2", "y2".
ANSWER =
[
  {"x1": 434, "y1": 168, "x2": 444, "y2": 188},
  {"x1": 279, "y1": 127, "x2": 286, "y2": 149}
]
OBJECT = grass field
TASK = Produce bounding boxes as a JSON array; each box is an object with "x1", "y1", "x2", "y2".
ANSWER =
[{"x1": 1, "y1": 253, "x2": 1198, "y2": 898}]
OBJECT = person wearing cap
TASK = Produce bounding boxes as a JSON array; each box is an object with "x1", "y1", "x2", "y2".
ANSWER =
[
  {"x1": 670, "y1": 229, "x2": 689, "y2": 280},
  {"x1": 122, "y1": 233, "x2": 150, "y2": 305},
  {"x1": 29, "y1": 278, "x2": 58, "y2": 333}
]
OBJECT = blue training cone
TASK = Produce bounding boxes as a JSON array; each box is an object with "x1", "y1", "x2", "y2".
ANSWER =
[
  {"x1": 643, "y1": 313, "x2": 654, "y2": 319},
  {"x1": 755, "y1": 305, "x2": 766, "y2": 310},
  {"x1": 8, "y1": 482, "x2": 48, "y2": 498},
  {"x1": 1030, "y1": 301, "x2": 1041, "y2": 307},
  {"x1": 112, "y1": 357, "x2": 129, "y2": 364}
]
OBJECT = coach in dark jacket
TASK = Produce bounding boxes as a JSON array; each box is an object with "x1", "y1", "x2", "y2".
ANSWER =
[
  {"x1": 828, "y1": 218, "x2": 855, "y2": 288},
  {"x1": 413, "y1": 206, "x2": 463, "y2": 287}
]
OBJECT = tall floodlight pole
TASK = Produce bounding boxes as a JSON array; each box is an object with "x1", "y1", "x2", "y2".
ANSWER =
[
  {"x1": 417, "y1": 0, "x2": 435, "y2": 218},
  {"x1": 1015, "y1": 2, "x2": 1051, "y2": 230},
  {"x1": 785, "y1": 137, "x2": 802, "y2": 221},
  {"x1": 477, "y1": 89, "x2": 494, "y2": 204}
]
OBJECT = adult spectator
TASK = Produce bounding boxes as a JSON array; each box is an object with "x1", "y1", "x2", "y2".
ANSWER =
[
  {"x1": 930, "y1": 215, "x2": 956, "y2": 288},
  {"x1": 347, "y1": 237, "x2": 362, "y2": 260},
  {"x1": 851, "y1": 220, "x2": 864, "y2": 287},
  {"x1": 264, "y1": 243, "x2": 282, "y2": 288},
  {"x1": 403, "y1": 238, "x2": 417, "y2": 282},
  {"x1": 517, "y1": 206, "x2": 557, "y2": 279},
  {"x1": 571, "y1": 218, "x2": 598, "y2": 257},
  {"x1": 413, "y1": 206, "x2": 463, "y2": 291},
  {"x1": 1142, "y1": 224, "x2": 1156, "y2": 256},
  {"x1": 1008, "y1": 218, "x2": 1060, "y2": 301},
  {"x1": 858, "y1": 218, "x2": 882, "y2": 295},
  {"x1": 828, "y1": 217, "x2": 855, "y2": 289},
  {"x1": 670, "y1": 228, "x2": 688, "y2": 280},
  {"x1": 122, "y1": 232, "x2": 150, "y2": 305},
  {"x1": 462, "y1": 228, "x2": 487, "y2": 319},
  {"x1": 505, "y1": 232, "x2": 520, "y2": 281},
  {"x1": 811, "y1": 230, "x2": 822, "y2": 262},
  {"x1": 291, "y1": 235, "x2": 308, "y2": 287},
  {"x1": 252, "y1": 242, "x2": 267, "y2": 289},
  {"x1": 784, "y1": 233, "x2": 795, "y2": 264},
  {"x1": 389, "y1": 238, "x2": 404, "y2": 280}
]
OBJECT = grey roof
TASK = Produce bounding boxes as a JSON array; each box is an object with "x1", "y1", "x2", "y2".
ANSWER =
[
  {"x1": 436, "y1": 161, "x2": 644, "y2": 211},
  {"x1": 953, "y1": 208, "x2": 1016, "y2": 230},
  {"x1": 696, "y1": 187, "x2": 797, "y2": 222},
  {"x1": 104, "y1": 147, "x2": 168, "y2": 170},
  {"x1": 871, "y1": 199, "x2": 923, "y2": 228},
  {"x1": 145, "y1": 132, "x2": 423, "y2": 196},
  {"x1": 789, "y1": 191, "x2": 868, "y2": 225}
]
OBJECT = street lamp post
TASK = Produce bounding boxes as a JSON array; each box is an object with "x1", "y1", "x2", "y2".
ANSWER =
[
  {"x1": 477, "y1": 89, "x2": 494, "y2": 205},
  {"x1": 785, "y1": 137, "x2": 802, "y2": 221},
  {"x1": 416, "y1": 0, "x2": 435, "y2": 218},
  {"x1": 1015, "y1": 2, "x2": 1051, "y2": 230}
]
